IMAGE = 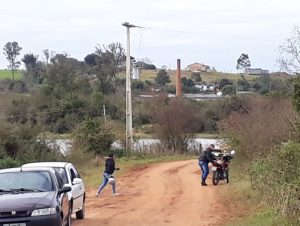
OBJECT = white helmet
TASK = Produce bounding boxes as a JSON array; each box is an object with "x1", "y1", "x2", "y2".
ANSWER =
[{"x1": 108, "y1": 176, "x2": 115, "y2": 185}]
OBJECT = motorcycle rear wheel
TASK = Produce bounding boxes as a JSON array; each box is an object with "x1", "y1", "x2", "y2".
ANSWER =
[{"x1": 212, "y1": 171, "x2": 220, "y2": 185}]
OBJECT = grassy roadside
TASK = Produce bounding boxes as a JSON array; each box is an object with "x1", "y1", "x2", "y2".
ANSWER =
[
  {"x1": 77, "y1": 154, "x2": 196, "y2": 187},
  {"x1": 227, "y1": 209, "x2": 291, "y2": 226},
  {"x1": 222, "y1": 166, "x2": 292, "y2": 226}
]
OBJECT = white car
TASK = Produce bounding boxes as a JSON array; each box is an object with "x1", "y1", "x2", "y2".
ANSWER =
[{"x1": 22, "y1": 162, "x2": 86, "y2": 220}]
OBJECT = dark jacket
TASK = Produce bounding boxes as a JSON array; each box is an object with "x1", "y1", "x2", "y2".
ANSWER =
[
  {"x1": 199, "y1": 147, "x2": 215, "y2": 163},
  {"x1": 104, "y1": 158, "x2": 116, "y2": 174}
]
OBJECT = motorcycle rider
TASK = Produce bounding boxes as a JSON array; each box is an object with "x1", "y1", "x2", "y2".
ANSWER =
[{"x1": 198, "y1": 144, "x2": 215, "y2": 186}]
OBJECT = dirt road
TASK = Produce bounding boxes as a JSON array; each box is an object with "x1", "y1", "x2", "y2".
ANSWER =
[{"x1": 73, "y1": 160, "x2": 230, "y2": 226}]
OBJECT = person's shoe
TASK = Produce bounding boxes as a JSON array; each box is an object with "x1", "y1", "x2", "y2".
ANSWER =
[
  {"x1": 113, "y1": 193, "x2": 120, "y2": 196},
  {"x1": 201, "y1": 182, "x2": 208, "y2": 186},
  {"x1": 95, "y1": 193, "x2": 99, "y2": 197}
]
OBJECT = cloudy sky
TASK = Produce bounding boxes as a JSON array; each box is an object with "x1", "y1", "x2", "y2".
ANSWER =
[{"x1": 1, "y1": 0, "x2": 300, "y2": 72}]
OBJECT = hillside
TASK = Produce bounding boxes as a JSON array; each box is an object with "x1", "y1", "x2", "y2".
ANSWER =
[{"x1": 140, "y1": 70, "x2": 259, "y2": 84}]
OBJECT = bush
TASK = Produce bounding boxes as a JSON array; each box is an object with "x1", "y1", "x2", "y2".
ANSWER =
[
  {"x1": 222, "y1": 84, "x2": 236, "y2": 96},
  {"x1": 251, "y1": 142, "x2": 300, "y2": 221},
  {"x1": 132, "y1": 80, "x2": 146, "y2": 90},
  {"x1": 151, "y1": 98, "x2": 198, "y2": 153},
  {"x1": 0, "y1": 157, "x2": 20, "y2": 169},
  {"x1": 164, "y1": 85, "x2": 176, "y2": 94},
  {"x1": 220, "y1": 96, "x2": 297, "y2": 160},
  {"x1": 191, "y1": 72, "x2": 202, "y2": 82},
  {"x1": 155, "y1": 69, "x2": 170, "y2": 85},
  {"x1": 72, "y1": 118, "x2": 116, "y2": 157},
  {"x1": 219, "y1": 78, "x2": 233, "y2": 89}
]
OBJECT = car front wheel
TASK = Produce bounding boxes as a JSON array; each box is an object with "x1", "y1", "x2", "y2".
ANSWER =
[{"x1": 76, "y1": 198, "x2": 85, "y2": 219}]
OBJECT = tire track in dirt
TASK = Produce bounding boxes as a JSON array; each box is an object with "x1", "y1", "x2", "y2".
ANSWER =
[{"x1": 73, "y1": 160, "x2": 230, "y2": 226}]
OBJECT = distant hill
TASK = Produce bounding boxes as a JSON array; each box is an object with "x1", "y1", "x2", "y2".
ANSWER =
[{"x1": 139, "y1": 70, "x2": 259, "y2": 84}]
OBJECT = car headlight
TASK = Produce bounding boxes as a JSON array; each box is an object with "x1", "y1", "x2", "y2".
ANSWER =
[{"x1": 31, "y1": 208, "x2": 57, "y2": 216}]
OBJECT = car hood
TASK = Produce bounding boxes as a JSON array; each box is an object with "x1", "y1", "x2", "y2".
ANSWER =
[{"x1": 0, "y1": 191, "x2": 55, "y2": 212}]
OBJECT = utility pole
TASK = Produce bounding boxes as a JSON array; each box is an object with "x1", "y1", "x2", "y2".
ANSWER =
[{"x1": 122, "y1": 22, "x2": 139, "y2": 151}]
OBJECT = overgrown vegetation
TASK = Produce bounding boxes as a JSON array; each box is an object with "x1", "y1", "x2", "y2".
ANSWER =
[{"x1": 220, "y1": 95, "x2": 300, "y2": 224}]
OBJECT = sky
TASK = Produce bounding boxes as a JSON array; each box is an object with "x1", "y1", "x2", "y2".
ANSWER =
[{"x1": 1, "y1": 0, "x2": 300, "y2": 72}]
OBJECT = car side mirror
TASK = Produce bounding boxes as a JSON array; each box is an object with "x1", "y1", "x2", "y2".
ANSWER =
[
  {"x1": 58, "y1": 186, "x2": 71, "y2": 196},
  {"x1": 72, "y1": 178, "x2": 82, "y2": 185},
  {"x1": 230, "y1": 150, "x2": 236, "y2": 155}
]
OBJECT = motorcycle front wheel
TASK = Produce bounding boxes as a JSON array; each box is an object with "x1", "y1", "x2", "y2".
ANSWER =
[{"x1": 212, "y1": 171, "x2": 220, "y2": 185}]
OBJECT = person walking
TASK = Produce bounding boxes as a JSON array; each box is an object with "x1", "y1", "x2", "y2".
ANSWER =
[
  {"x1": 198, "y1": 144, "x2": 215, "y2": 186},
  {"x1": 96, "y1": 153, "x2": 120, "y2": 196}
]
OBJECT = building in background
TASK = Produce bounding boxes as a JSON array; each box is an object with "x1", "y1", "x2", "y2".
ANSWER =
[
  {"x1": 245, "y1": 68, "x2": 269, "y2": 75},
  {"x1": 186, "y1": 63, "x2": 210, "y2": 72}
]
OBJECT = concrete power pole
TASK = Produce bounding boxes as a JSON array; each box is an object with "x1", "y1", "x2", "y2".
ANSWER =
[{"x1": 122, "y1": 22, "x2": 138, "y2": 151}]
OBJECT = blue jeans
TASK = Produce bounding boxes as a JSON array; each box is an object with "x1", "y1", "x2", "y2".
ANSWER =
[
  {"x1": 199, "y1": 161, "x2": 209, "y2": 183},
  {"x1": 96, "y1": 172, "x2": 116, "y2": 194}
]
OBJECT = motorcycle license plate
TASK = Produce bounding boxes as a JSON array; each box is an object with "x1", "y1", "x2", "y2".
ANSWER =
[{"x1": 211, "y1": 166, "x2": 217, "y2": 171}]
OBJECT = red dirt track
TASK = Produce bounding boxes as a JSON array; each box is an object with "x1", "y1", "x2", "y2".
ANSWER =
[{"x1": 73, "y1": 160, "x2": 230, "y2": 226}]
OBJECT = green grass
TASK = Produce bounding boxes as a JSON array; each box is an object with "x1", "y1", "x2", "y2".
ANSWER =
[
  {"x1": 0, "y1": 69, "x2": 23, "y2": 80},
  {"x1": 222, "y1": 163, "x2": 296, "y2": 226},
  {"x1": 227, "y1": 209, "x2": 291, "y2": 226}
]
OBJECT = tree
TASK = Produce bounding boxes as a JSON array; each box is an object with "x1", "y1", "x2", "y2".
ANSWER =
[
  {"x1": 279, "y1": 26, "x2": 300, "y2": 73},
  {"x1": 236, "y1": 53, "x2": 251, "y2": 71},
  {"x1": 237, "y1": 79, "x2": 250, "y2": 91},
  {"x1": 3, "y1": 42, "x2": 22, "y2": 80},
  {"x1": 84, "y1": 53, "x2": 100, "y2": 66},
  {"x1": 22, "y1": 54, "x2": 45, "y2": 85},
  {"x1": 73, "y1": 118, "x2": 115, "y2": 157},
  {"x1": 152, "y1": 99, "x2": 197, "y2": 153},
  {"x1": 191, "y1": 72, "x2": 202, "y2": 82},
  {"x1": 43, "y1": 49, "x2": 50, "y2": 65},
  {"x1": 46, "y1": 53, "x2": 83, "y2": 99},
  {"x1": 155, "y1": 69, "x2": 170, "y2": 85},
  {"x1": 237, "y1": 74, "x2": 250, "y2": 91},
  {"x1": 22, "y1": 53, "x2": 38, "y2": 67},
  {"x1": 91, "y1": 42, "x2": 126, "y2": 94},
  {"x1": 219, "y1": 78, "x2": 233, "y2": 89},
  {"x1": 181, "y1": 77, "x2": 195, "y2": 87},
  {"x1": 222, "y1": 85, "x2": 236, "y2": 96}
]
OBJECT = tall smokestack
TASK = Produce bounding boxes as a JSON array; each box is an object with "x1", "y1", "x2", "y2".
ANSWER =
[{"x1": 176, "y1": 59, "x2": 182, "y2": 97}]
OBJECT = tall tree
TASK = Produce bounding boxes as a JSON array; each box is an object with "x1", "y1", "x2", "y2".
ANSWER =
[
  {"x1": 90, "y1": 42, "x2": 126, "y2": 94},
  {"x1": 236, "y1": 53, "x2": 251, "y2": 71},
  {"x1": 155, "y1": 69, "x2": 171, "y2": 85},
  {"x1": 22, "y1": 53, "x2": 38, "y2": 68},
  {"x1": 43, "y1": 49, "x2": 50, "y2": 66},
  {"x1": 22, "y1": 54, "x2": 46, "y2": 85},
  {"x1": 3, "y1": 41, "x2": 22, "y2": 80},
  {"x1": 279, "y1": 26, "x2": 300, "y2": 73},
  {"x1": 46, "y1": 53, "x2": 84, "y2": 99}
]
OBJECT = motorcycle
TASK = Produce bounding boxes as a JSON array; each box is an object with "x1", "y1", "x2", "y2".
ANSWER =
[{"x1": 211, "y1": 150, "x2": 235, "y2": 185}]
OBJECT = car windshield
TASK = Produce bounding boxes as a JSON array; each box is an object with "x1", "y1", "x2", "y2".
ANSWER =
[
  {"x1": 0, "y1": 171, "x2": 54, "y2": 192},
  {"x1": 53, "y1": 167, "x2": 68, "y2": 184}
]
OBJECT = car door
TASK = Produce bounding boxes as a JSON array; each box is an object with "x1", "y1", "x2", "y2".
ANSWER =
[
  {"x1": 54, "y1": 171, "x2": 70, "y2": 225},
  {"x1": 61, "y1": 193, "x2": 70, "y2": 225},
  {"x1": 68, "y1": 166, "x2": 83, "y2": 212}
]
